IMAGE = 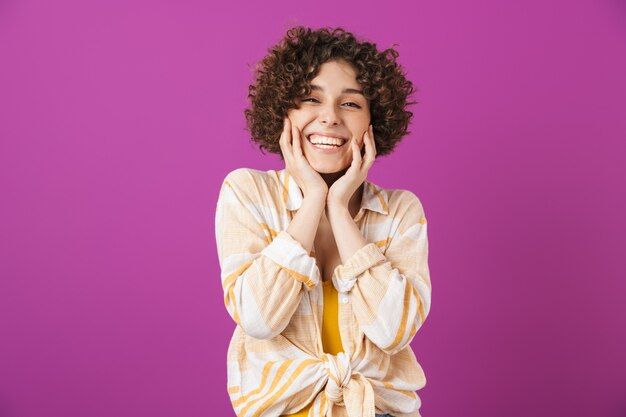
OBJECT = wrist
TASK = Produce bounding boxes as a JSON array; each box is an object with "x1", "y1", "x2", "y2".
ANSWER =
[
  {"x1": 302, "y1": 191, "x2": 327, "y2": 208},
  {"x1": 326, "y1": 201, "x2": 350, "y2": 215},
  {"x1": 326, "y1": 195, "x2": 349, "y2": 210}
]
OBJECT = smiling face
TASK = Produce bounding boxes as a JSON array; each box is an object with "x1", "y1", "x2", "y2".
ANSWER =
[{"x1": 287, "y1": 59, "x2": 371, "y2": 174}]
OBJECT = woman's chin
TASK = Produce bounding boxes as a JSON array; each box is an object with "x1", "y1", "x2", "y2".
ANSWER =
[
  {"x1": 303, "y1": 149, "x2": 350, "y2": 174},
  {"x1": 310, "y1": 163, "x2": 349, "y2": 175}
]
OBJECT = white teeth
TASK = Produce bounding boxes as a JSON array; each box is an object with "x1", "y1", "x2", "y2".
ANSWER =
[{"x1": 308, "y1": 134, "x2": 345, "y2": 146}]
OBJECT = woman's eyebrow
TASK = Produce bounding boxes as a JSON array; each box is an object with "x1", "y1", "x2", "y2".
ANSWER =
[{"x1": 310, "y1": 84, "x2": 364, "y2": 96}]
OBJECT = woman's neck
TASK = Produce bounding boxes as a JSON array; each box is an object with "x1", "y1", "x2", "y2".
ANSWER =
[{"x1": 319, "y1": 169, "x2": 347, "y2": 188}]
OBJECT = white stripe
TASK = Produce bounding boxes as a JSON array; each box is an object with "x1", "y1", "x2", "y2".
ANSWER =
[
  {"x1": 360, "y1": 268, "x2": 406, "y2": 342},
  {"x1": 403, "y1": 222, "x2": 427, "y2": 242},
  {"x1": 413, "y1": 274, "x2": 431, "y2": 317},
  {"x1": 221, "y1": 252, "x2": 260, "y2": 279},
  {"x1": 233, "y1": 267, "x2": 273, "y2": 339},
  {"x1": 261, "y1": 232, "x2": 320, "y2": 286}
]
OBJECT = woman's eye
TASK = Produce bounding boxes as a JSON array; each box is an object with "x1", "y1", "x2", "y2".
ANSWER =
[{"x1": 301, "y1": 98, "x2": 361, "y2": 109}]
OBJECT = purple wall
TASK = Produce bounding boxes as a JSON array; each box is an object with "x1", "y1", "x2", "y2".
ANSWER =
[{"x1": 1, "y1": 0, "x2": 625, "y2": 416}]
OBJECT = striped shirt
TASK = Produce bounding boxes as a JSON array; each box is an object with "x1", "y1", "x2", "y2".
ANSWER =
[{"x1": 215, "y1": 167, "x2": 432, "y2": 417}]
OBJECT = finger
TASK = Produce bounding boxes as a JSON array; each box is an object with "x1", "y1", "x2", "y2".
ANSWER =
[
  {"x1": 364, "y1": 125, "x2": 376, "y2": 167},
  {"x1": 368, "y1": 125, "x2": 376, "y2": 154},
  {"x1": 291, "y1": 123, "x2": 304, "y2": 158},
  {"x1": 359, "y1": 127, "x2": 368, "y2": 155},
  {"x1": 359, "y1": 129, "x2": 374, "y2": 172},
  {"x1": 350, "y1": 137, "x2": 361, "y2": 169},
  {"x1": 280, "y1": 117, "x2": 293, "y2": 151},
  {"x1": 279, "y1": 117, "x2": 294, "y2": 164}
]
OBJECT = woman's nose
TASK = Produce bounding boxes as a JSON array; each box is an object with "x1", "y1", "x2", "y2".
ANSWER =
[{"x1": 318, "y1": 104, "x2": 340, "y2": 126}]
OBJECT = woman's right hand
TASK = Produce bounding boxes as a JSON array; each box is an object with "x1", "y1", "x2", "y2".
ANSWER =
[{"x1": 280, "y1": 117, "x2": 328, "y2": 198}]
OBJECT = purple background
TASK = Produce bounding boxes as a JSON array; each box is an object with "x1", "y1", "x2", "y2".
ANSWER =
[{"x1": 1, "y1": 0, "x2": 625, "y2": 416}]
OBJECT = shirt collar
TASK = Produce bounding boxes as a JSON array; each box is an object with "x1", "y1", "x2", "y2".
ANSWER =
[{"x1": 278, "y1": 169, "x2": 389, "y2": 217}]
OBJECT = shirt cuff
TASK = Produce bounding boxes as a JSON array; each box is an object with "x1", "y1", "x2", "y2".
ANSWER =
[
  {"x1": 260, "y1": 230, "x2": 320, "y2": 290},
  {"x1": 332, "y1": 242, "x2": 386, "y2": 293}
]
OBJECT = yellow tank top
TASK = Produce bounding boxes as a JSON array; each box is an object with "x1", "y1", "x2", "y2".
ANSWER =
[{"x1": 281, "y1": 279, "x2": 343, "y2": 417}]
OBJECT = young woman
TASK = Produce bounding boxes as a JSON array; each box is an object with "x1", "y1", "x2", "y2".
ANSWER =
[{"x1": 215, "y1": 26, "x2": 432, "y2": 417}]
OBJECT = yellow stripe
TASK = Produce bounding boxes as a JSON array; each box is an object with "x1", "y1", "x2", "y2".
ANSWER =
[
  {"x1": 281, "y1": 265, "x2": 315, "y2": 288},
  {"x1": 231, "y1": 361, "x2": 277, "y2": 407},
  {"x1": 260, "y1": 222, "x2": 280, "y2": 244},
  {"x1": 372, "y1": 183, "x2": 388, "y2": 213},
  {"x1": 375, "y1": 237, "x2": 392, "y2": 248},
  {"x1": 251, "y1": 359, "x2": 319, "y2": 417},
  {"x1": 317, "y1": 391, "x2": 329, "y2": 416},
  {"x1": 227, "y1": 285, "x2": 240, "y2": 324},
  {"x1": 222, "y1": 262, "x2": 253, "y2": 291},
  {"x1": 228, "y1": 386, "x2": 240, "y2": 394},
  {"x1": 283, "y1": 172, "x2": 290, "y2": 205},
  {"x1": 222, "y1": 262, "x2": 253, "y2": 325},
  {"x1": 406, "y1": 287, "x2": 424, "y2": 342},
  {"x1": 417, "y1": 290, "x2": 426, "y2": 324},
  {"x1": 381, "y1": 381, "x2": 417, "y2": 398},
  {"x1": 412, "y1": 285, "x2": 425, "y2": 326},
  {"x1": 385, "y1": 279, "x2": 412, "y2": 351},
  {"x1": 240, "y1": 360, "x2": 295, "y2": 416}
]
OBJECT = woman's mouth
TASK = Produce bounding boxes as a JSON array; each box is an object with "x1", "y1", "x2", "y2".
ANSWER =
[{"x1": 306, "y1": 134, "x2": 347, "y2": 153}]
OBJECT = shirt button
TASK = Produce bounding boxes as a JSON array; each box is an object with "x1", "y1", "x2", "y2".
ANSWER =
[{"x1": 341, "y1": 296, "x2": 350, "y2": 304}]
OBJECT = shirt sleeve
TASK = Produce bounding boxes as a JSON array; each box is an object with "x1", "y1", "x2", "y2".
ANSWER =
[
  {"x1": 331, "y1": 190, "x2": 432, "y2": 355},
  {"x1": 215, "y1": 168, "x2": 320, "y2": 339}
]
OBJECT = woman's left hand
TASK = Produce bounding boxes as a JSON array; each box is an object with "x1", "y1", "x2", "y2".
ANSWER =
[{"x1": 327, "y1": 124, "x2": 377, "y2": 209}]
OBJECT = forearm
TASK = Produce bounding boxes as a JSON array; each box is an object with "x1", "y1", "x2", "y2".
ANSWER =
[
  {"x1": 327, "y1": 192, "x2": 432, "y2": 354},
  {"x1": 286, "y1": 192, "x2": 326, "y2": 253},
  {"x1": 326, "y1": 210, "x2": 428, "y2": 353},
  {"x1": 327, "y1": 203, "x2": 368, "y2": 263},
  {"x1": 226, "y1": 251, "x2": 309, "y2": 339}
]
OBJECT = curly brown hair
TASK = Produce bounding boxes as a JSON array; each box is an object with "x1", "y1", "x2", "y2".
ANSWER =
[{"x1": 244, "y1": 26, "x2": 418, "y2": 159}]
